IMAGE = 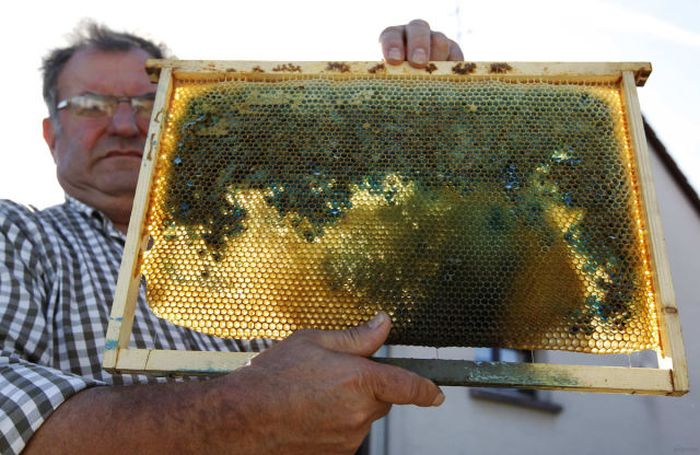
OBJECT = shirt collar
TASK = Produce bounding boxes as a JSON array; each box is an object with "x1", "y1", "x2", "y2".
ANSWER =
[{"x1": 64, "y1": 195, "x2": 126, "y2": 242}]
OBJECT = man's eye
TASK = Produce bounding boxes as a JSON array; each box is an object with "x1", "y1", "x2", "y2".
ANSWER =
[
  {"x1": 133, "y1": 98, "x2": 155, "y2": 113},
  {"x1": 75, "y1": 97, "x2": 109, "y2": 115}
]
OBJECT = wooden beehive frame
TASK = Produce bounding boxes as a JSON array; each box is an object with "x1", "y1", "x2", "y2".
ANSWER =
[{"x1": 103, "y1": 60, "x2": 687, "y2": 396}]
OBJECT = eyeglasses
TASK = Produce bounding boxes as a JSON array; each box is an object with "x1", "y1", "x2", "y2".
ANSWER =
[{"x1": 56, "y1": 93, "x2": 156, "y2": 119}]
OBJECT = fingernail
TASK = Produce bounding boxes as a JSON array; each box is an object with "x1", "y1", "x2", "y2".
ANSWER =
[
  {"x1": 412, "y1": 48, "x2": 428, "y2": 65},
  {"x1": 388, "y1": 47, "x2": 402, "y2": 61},
  {"x1": 368, "y1": 312, "x2": 387, "y2": 329},
  {"x1": 432, "y1": 392, "x2": 445, "y2": 407}
]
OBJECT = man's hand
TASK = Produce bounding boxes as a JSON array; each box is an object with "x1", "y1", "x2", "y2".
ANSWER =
[
  {"x1": 212, "y1": 312, "x2": 444, "y2": 453},
  {"x1": 27, "y1": 313, "x2": 442, "y2": 455},
  {"x1": 379, "y1": 19, "x2": 464, "y2": 68}
]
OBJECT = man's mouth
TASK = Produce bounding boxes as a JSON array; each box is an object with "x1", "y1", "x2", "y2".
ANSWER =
[{"x1": 105, "y1": 150, "x2": 143, "y2": 159}]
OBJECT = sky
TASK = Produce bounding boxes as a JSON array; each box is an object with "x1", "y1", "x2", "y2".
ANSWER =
[{"x1": 1, "y1": 0, "x2": 698, "y2": 208}]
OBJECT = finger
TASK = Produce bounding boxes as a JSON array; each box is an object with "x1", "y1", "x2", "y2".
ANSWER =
[
  {"x1": 378, "y1": 25, "x2": 406, "y2": 65},
  {"x1": 429, "y1": 32, "x2": 451, "y2": 61},
  {"x1": 368, "y1": 362, "x2": 445, "y2": 407},
  {"x1": 405, "y1": 19, "x2": 432, "y2": 68},
  {"x1": 447, "y1": 39, "x2": 464, "y2": 61},
  {"x1": 305, "y1": 312, "x2": 392, "y2": 356}
]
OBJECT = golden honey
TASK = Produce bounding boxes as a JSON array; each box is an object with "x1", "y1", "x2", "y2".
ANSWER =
[{"x1": 141, "y1": 75, "x2": 659, "y2": 353}]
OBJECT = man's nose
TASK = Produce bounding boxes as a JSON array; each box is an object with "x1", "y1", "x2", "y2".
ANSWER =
[{"x1": 108, "y1": 101, "x2": 141, "y2": 136}]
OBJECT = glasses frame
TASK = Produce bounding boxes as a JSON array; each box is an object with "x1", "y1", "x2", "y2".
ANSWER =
[
  {"x1": 102, "y1": 60, "x2": 688, "y2": 396},
  {"x1": 56, "y1": 92, "x2": 156, "y2": 118}
]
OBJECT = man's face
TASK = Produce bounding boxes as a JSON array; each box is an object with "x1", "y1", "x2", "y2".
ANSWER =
[{"x1": 43, "y1": 47, "x2": 155, "y2": 201}]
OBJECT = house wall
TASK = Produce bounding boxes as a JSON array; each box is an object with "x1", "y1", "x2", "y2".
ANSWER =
[{"x1": 376, "y1": 143, "x2": 699, "y2": 455}]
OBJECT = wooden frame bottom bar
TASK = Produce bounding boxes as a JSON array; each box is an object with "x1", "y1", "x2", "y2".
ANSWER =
[
  {"x1": 104, "y1": 349, "x2": 678, "y2": 396},
  {"x1": 377, "y1": 358, "x2": 677, "y2": 395}
]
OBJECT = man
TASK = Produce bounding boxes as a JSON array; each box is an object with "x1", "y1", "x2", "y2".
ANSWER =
[{"x1": 0, "y1": 20, "x2": 463, "y2": 454}]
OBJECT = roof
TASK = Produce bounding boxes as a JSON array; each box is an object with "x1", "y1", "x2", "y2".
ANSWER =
[{"x1": 644, "y1": 118, "x2": 700, "y2": 219}]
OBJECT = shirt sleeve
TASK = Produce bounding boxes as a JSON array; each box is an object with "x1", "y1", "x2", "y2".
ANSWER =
[{"x1": 0, "y1": 202, "x2": 103, "y2": 454}]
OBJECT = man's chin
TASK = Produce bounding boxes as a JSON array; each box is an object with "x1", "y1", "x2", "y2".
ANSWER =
[{"x1": 96, "y1": 173, "x2": 140, "y2": 198}]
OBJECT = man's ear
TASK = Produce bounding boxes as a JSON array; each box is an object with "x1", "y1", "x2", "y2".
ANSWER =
[{"x1": 43, "y1": 117, "x2": 58, "y2": 162}]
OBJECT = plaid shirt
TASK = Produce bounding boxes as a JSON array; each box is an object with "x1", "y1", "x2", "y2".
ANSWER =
[{"x1": 0, "y1": 197, "x2": 268, "y2": 454}]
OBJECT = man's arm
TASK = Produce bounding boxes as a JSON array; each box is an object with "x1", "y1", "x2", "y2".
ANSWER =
[{"x1": 26, "y1": 313, "x2": 442, "y2": 454}]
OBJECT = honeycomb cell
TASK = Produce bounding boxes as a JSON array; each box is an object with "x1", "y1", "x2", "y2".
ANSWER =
[{"x1": 141, "y1": 75, "x2": 660, "y2": 354}]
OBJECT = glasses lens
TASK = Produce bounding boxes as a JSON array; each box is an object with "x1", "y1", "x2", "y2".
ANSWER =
[
  {"x1": 132, "y1": 94, "x2": 156, "y2": 117},
  {"x1": 70, "y1": 94, "x2": 114, "y2": 117}
]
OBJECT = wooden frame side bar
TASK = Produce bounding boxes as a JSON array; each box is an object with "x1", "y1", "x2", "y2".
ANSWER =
[
  {"x1": 146, "y1": 60, "x2": 652, "y2": 86},
  {"x1": 103, "y1": 68, "x2": 174, "y2": 371},
  {"x1": 109, "y1": 349, "x2": 256, "y2": 375},
  {"x1": 621, "y1": 71, "x2": 688, "y2": 394}
]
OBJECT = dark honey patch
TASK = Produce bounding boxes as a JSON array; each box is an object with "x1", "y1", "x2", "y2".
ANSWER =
[
  {"x1": 452, "y1": 62, "x2": 477, "y2": 75},
  {"x1": 272, "y1": 63, "x2": 302, "y2": 73},
  {"x1": 326, "y1": 62, "x2": 351, "y2": 73},
  {"x1": 490, "y1": 63, "x2": 513, "y2": 74},
  {"x1": 425, "y1": 63, "x2": 438, "y2": 74},
  {"x1": 368, "y1": 63, "x2": 386, "y2": 74},
  {"x1": 252, "y1": 66, "x2": 265, "y2": 73}
]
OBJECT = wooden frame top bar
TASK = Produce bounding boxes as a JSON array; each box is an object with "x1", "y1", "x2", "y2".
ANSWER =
[{"x1": 145, "y1": 60, "x2": 652, "y2": 86}]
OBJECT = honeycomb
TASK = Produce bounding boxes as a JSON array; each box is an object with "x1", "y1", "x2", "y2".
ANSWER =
[{"x1": 141, "y1": 72, "x2": 660, "y2": 353}]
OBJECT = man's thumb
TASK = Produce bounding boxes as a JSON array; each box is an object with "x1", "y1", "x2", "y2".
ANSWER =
[{"x1": 313, "y1": 312, "x2": 391, "y2": 356}]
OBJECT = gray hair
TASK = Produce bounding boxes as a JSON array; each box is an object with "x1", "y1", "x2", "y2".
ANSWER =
[{"x1": 41, "y1": 21, "x2": 168, "y2": 119}]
